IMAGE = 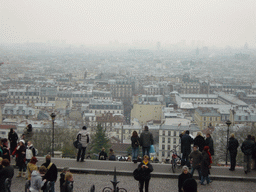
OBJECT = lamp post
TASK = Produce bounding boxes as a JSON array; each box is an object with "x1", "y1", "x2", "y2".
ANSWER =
[
  {"x1": 226, "y1": 120, "x2": 231, "y2": 166},
  {"x1": 50, "y1": 113, "x2": 56, "y2": 157}
]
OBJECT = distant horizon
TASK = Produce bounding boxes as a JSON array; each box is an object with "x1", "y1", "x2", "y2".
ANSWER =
[{"x1": 1, "y1": 0, "x2": 256, "y2": 49}]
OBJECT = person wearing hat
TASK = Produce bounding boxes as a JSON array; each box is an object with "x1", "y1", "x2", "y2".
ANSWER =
[
  {"x1": 16, "y1": 140, "x2": 26, "y2": 178},
  {"x1": 76, "y1": 126, "x2": 90, "y2": 162}
]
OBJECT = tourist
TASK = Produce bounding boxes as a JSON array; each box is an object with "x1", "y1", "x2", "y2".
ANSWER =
[
  {"x1": 182, "y1": 178, "x2": 197, "y2": 192},
  {"x1": 138, "y1": 155, "x2": 153, "y2": 192},
  {"x1": 8, "y1": 128, "x2": 18, "y2": 156},
  {"x1": 99, "y1": 147, "x2": 108, "y2": 160},
  {"x1": 27, "y1": 156, "x2": 38, "y2": 180},
  {"x1": 228, "y1": 133, "x2": 239, "y2": 171},
  {"x1": 140, "y1": 126, "x2": 154, "y2": 158},
  {"x1": 41, "y1": 155, "x2": 58, "y2": 192},
  {"x1": 131, "y1": 130, "x2": 140, "y2": 163},
  {"x1": 200, "y1": 146, "x2": 212, "y2": 185},
  {"x1": 26, "y1": 141, "x2": 36, "y2": 165},
  {"x1": 178, "y1": 166, "x2": 192, "y2": 192},
  {"x1": 61, "y1": 172, "x2": 74, "y2": 192},
  {"x1": 205, "y1": 134, "x2": 214, "y2": 157},
  {"x1": 60, "y1": 167, "x2": 70, "y2": 190},
  {"x1": 181, "y1": 130, "x2": 194, "y2": 167},
  {"x1": 193, "y1": 131, "x2": 205, "y2": 152},
  {"x1": 30, "y1": 167, "x2": 47, "y2": 192},
  {"x1": 108, "y1": 149, "x2": 116, "y2": 161},
  {"x1": 0, "y1": 159, "x2": 14, "y2": 192},
  {"x1": 189, "y1": 145, "x2": 202, "y2": 180},
  {"x1": 76, "y1": 126, "x2": 90, "y2": 162},
  {"x1": 241, "y1": 135, "x2": 254, "y2": 174},
  {"x1": 16, "y1": 140, "x2": 26, "y2": 178}
]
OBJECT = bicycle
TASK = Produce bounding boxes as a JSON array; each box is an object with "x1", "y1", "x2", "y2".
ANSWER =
[{"x1": 170, "y1": 145, "x2": 182, "y2": 173}]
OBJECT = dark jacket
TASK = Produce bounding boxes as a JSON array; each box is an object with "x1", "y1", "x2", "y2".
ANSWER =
[
  {"x1": 205, "y1": 136, "x2": 214, "y2": 155},
  {"x1": 60, "y1": 172, "x2": 66, "y2": 189},
  {"x1": 61, "y1": 181, "x2": 73, "y2": 192},
  {"x1": 178, "y1": 172, "x2": 192, "y2": 192},
  {"x1": 0, "y1": 165, "x2": 14, "y2": 192},
  {"x1": 131, "y1": 136, "x2": 140, "y2": 148},
  {"x1": 189, "y1": 150, "x2": 203, "y2": 169},
  {"x1": 2, "y1": 145, "x2": 10, "y2": 161},
  {"x1": 181, "y1": 134, "x2": 193, "y2": 154},
  {"x1": 41, "y1": 161, "x2": 58, "y2": 182},
  {"x1": 140, "y1": 130, "x2": 153, "y2": 147},
  {"x1": 98, "y1": 151, "x2": 108, "y2": 160},
  {"x1": 201, "y1": 151, "x2": 210, "y2": 177},
  {"x1": 241, "y1": 139, "x2": 254, "y2": 155},
  {"x1": 228, "y1": 137, "x2": 239, "y2": 154},
  {"x1": 193, "y1": 135, "x2": 205, "y2": 152},
  {"x1": 16, "y1": 145, "x2": 26, "y2": 167},
  {"x1": 8, "y1": 131, "x2": 18, "y2": 143},
  {"x1": 137, "y1": 162, "x2": 153, "y2": 181}
]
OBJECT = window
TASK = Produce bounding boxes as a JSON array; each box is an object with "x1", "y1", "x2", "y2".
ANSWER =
[
  {"x1": 174, "y1": 138, "x2": 177, "y2": 144},
  {"x1": 162, "y1": 145, "x2": 165, "y2": 150},
  {"x1": 168, "y1": 131, "x2": 171, "y2": 136},
  {"x1": 245, "y1": 116, "x2": 248, "y2": 120},
  {"x1": 168, "y1": 145, "x2": 170, "y2": 150},
  {"x1": 162, "y1": 131, "x2": 165, "y2": 136},
  {"x1": 238, "y1": 116, "x2": 241, "y2": 120},
  {"x1": 168, "y1": 138, "x2": 171, "y2": 143},
  {"x1": 162, "y1": 137, "x2": 165, "y2": 143},
  {"x1": 210, "y1": 117, "x2": 212, "y2": 121},
  {"x1": 204, "y1": 117, "x2": 206, "y2": 121},
  {"x1": 174, "y1": 131, "x2": 176, "y2": 136}
]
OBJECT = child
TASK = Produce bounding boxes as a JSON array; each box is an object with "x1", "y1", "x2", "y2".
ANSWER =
[
  {"x1": 60, "y1": 167, "x2": 70, "y2": 189},
  {"x1": 61, "y1": 172, "x2": 74, "y2": 192}
]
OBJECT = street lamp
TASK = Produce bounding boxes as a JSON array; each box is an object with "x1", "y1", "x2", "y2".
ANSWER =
[
  {"x1": 50, "y1": 113, "x2": 56, "y2": 157},
  {"x1": 226, "y1": 120, "x2": 231, "y2": 166}
]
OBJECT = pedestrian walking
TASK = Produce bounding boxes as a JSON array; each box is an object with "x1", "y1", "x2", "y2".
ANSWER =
[
  {"x1": 140, "y1": 126, "x2": 154, "y2": 158},
  {"x1": 41, "y1": 155, "x2": 58, "y2": 192},
  {"x1": 181, "y1": 130, "x2": 194, "y2": 167},
  {"x1": 27, "y1": 156, "x2": 38, "y2": 180},
  {"x1": 205, "y1": 134, "x2": 214, "y2": 157},
  {"x1": 98, "y1": 147, "x2": 108, "y2": 160},
  {"x1": 138, "y1": 155, "x2": 153, "y2": 192},
  {"x1": 241, "y1": 135, "x2": 254, "y2": 174},
  {"x1": 178, "y1": 166, "x2": 192, "y2": 192},
  {"x1": 200, "y1": 146, "x2": 212, "y2": 185},
  {"x1": 76, "y1": 126, "x2": 90, "y2": 162},
  {"x1": 189, "y1": 146, "x2": 202, "y2": 180},
  {"x1": 228, "y1": 133, "x2": 239, "y2": 171},
  {"x1": 61, "y1": 172, "x2": 74, "y2": 192},
  {"x1": 16, "y1": 140, "x2": 26, "y2": 178},
  {"x1": 193, "y1": 132, "x2": 205, "y2": 152},
  {"x1": 131, "y1": 130, "x2": 140, "y2": 163},
  {"x1": 8, "y1": 128, "x2": 18, "y2": 156}
]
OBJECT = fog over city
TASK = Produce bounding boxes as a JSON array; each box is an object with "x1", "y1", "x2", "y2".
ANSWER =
[{"x1": 1, "y1": 1, "x2": 256, "y2": 185}]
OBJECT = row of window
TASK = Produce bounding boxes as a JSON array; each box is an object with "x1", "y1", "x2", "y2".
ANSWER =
[{"x1": 4, "y1": 109, "x2": 32, "y2": 115}]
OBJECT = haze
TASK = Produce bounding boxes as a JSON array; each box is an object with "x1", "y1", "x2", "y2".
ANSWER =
[{"x1": 1, "y1": 0, "x2": 256, "y2": 48}]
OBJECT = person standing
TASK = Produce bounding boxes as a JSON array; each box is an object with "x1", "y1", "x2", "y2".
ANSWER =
[
  {"x1": 140, "y1": 126, "x2": 154, "y2": 158},
  {"x1": 131, "y1": 131, "x2": 140, "y2": 163},
  {"x1": 200, "y1": 146, "x2": 212, "y2": 185},
  {"x1": 61, "y1": 172, "x2": 74, "y2": 192},
  {"x1": 1, "y1": 138, "x2": 10, "y2": 162},
  {"x1": 189, "y1": 146, "x2": 203, "y2": 180},
  {"x1": 108, "y1": 149, "x2": 116, "y2": 161},
  {"x1": 138, "y1": 155, "x2": 153, "y2": 192},
  {"x1": 27, "y1": 156, "x2": 38, "y2": 180},
  {"x1": 76, "y1": 126, "x2": 90, "y2": 162},
  {"x1": 178, "y1": 166, "x2": 192, "y2": 192},
  {"x1": 16, "y1": 140, "x2": 26, "y2": 178},
  {"x1": 241, "y1": 135, "x2": 254, "y2": 174},
  {"x1": 30, "y1": 169, "x2": 47, "y2": 192},
  {"x1": 60, "y1": 167, "x2": 70, "y2": 190},
  {"x1": 228, "y1": 133, "x2": 239, "y2": 171},
  {"x1": 181, "y1": 130, "x2": 194, "y2": 167},
  {"x1": 8, "y1": 128, "x2": 18, "y2": 155},
  {"x1": 193, "y1": 132, "x2": 205, "y2": 152},
  {"x1": 26, "y1": 141, "x2": 36, "y2": 165},
  {"x1": 23, "y1": 124, "x2": 34, "y2": 145},
  {"x1": 41, "y1": 155, "x2": 58, "y2": 192},
  {"x1": 205, "y1": 134, "x2": 214, "y2": 157}
]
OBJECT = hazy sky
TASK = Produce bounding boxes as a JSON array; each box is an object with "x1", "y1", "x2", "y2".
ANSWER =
[{"x1": 1, "y1": 0, "x2": 256, "y2": 48}]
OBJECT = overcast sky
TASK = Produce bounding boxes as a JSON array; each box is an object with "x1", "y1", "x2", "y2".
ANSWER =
[{"x1": 1, "y1": 0, "x2": 256, "y2": 48}]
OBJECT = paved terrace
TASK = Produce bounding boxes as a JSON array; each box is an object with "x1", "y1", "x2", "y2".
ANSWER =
[{"x1": 35, "y1": 157, "x2": 256, "y2": 182}]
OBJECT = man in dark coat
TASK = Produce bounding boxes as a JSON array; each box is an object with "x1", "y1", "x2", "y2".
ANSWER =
[
  {"x1": 8, "y1": 128, "x2": 18, "y2": 155},
  {"x1": 189, "y1": 145, "x2": 203, "y2": 179},
  {"x1": 228, "y1": 133, "x2": 239, "y2": 171},
  {"x1": 193, "y1": 132, "x2": 205, "y2": 152},
  {"x1": 140, "y1": 126, "x2": 154, "y2": 158},
  {"x1": 0, "y1": 159, "x2": 14, "y2": 192},
  {"x1": 241, "y1": 135, "x2": 254, "y2": 174},
  {"x1": 41, "y1": 155, "x2": 58, "y2": 192},
  {"x1": 205, "y1": 134, "x2": 214, "y2": 156},
  {"x1": 181, "y1": 130, "x2": 193, "y2": 167}
]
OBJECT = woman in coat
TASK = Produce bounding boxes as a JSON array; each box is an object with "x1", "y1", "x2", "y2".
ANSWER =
[
  {"x1": 16, "y1": 140, "x2": 26, "y2": 178},
  {"x1": 200, "y1": 146, "x2": 212, "y2": 185},
  {"x1": 178, "y1": 166, "x2": 192, "y2": 192},
  {"x1": 138, "y1": 155, "x2": 153, "y2": 192},
  {"x1": 131, "y1": 131, "x2": 140, "y2": 163},
  {"x1": 27, "y1": 156, "x2": 38, "y2": 180}
]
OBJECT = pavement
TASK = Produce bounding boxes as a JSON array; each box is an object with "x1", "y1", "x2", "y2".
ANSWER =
[{"x1": 33, "y1": 157, "x2": 256, "y2": 182}]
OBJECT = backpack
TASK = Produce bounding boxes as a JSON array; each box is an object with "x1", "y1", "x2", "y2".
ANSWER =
[{"x1": 133, "y1": 168, "x2": 142, "y2": 181}]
